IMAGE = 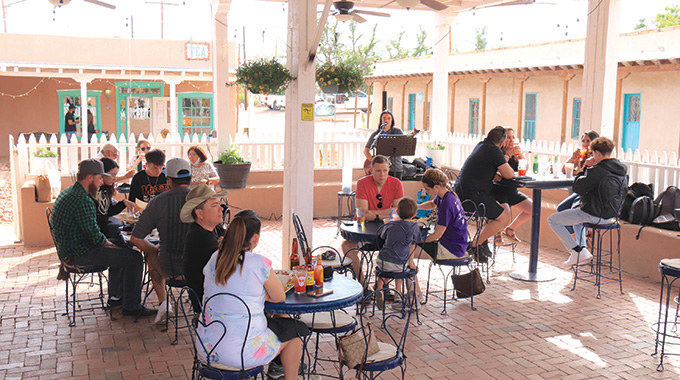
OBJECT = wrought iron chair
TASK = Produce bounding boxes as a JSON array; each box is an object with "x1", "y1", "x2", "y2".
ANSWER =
[
  {"x1": 341, "y1": 288, "x2": 412, "y2": 380},
  {"x1": 178, "y1": 287, "x2": 265, "y2": 380},
  {"x1": 572, "y1": 175, "x2": 628, "y2": 298},
  {"x1": 46, "y1": 208, "x2": 110, "y2": 327},
  {"x1": 292, "y1": 211, "x2": 352, "y2": 275}
]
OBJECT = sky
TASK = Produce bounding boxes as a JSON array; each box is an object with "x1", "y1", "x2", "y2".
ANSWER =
[{"x1": 1, "y1": 0, "x2": 677, "y2": 60}]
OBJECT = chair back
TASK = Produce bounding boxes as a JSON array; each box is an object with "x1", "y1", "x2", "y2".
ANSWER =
[
  {"x1": 376, "y1": 223, "x2": 419, "y2": 273},
  {"x1": 178, "y1": 287, "x2": 254, "y2": 375},
  {"x1": 461, "y1": 199, "x2": 485, "y2": 247},
  {"x1": 292, "y1": 211, "x2": 310, "y2": 254},
  {"x1": 358, "y1": 288, "x2": 411, "y2": 363}
]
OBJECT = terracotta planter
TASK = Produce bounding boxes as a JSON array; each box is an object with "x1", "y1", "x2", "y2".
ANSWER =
[{"x1": 214, "y1": 162, "x2": 251, "y2": 189}]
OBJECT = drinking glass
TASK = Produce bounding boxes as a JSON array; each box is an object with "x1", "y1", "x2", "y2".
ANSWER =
[
  {"x1": 294, "y1": 266, "x2": 307, "y2": 294},
  {"x1": 356, "y1": 207, "x2": 366, "y2": 225},
  {"x1": 517, "y1": 159, "x2": 528, "y2": 177},
  {"x1": 565, "y1": 162, "x2": 574, "y2": 179}
]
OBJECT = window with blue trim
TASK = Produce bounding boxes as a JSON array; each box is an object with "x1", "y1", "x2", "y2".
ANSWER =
[{"x1": 571, "y1": 98, "x2": 581, "y2": 139}]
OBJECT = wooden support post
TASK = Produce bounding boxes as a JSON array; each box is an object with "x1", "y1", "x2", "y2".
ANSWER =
[
  {"x1": 613, "y1": 72, "x2": 629, "y2": 146},
  {"x1": 517, "y1": 77, "x2": 527, "y2": 138},
  {"x1": 450, "y1": 77, "x2": 459, "y2": 133},
  {"x1": 481, "y1": 78, "x2": 490, "y2": 135},
  {"x1": 401, "y1": 81, "x2": 408, "y2": 128},
  {"x1": 423, "y1": 79, "x2": 432, "y2": 131},
  {"x1": 560, "y1": 74, "x2": 576, "y2": 144},
  {"x1": 366, "y1": 82, "x2": 373, "y2": 129}
]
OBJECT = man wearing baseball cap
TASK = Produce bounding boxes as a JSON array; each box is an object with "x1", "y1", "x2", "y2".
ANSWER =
[
  {"x1": 50, "y1": 159, "x2": 155, "y2": 317},
  {"x1": 131, "y1": 157, "x2": 193, "y2": 324},
  {"x1": 180, "y1": 184, "x2": 229, "y2": 312}
]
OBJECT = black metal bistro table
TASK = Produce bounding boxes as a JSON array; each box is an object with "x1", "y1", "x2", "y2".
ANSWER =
[
  {"x1": 339, "y1": 220, "x2": 383, "y2": 244},
  {"x1": 265, "y1": 275, "x2": 363, "y2": 379},
  {"x1": 501, "y1": 176, "x2": 574, "y2": 282}
]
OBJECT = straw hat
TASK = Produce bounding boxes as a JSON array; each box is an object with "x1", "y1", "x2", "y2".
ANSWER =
[{"x1": 180, "y1": 184, "x2": 229, "y2": 223}]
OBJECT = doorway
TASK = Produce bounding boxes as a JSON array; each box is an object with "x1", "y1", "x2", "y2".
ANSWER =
[{"x1": 622, "y1": 93, "x2": 641, "y2": 153}]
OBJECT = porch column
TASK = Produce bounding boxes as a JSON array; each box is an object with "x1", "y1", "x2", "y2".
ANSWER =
[
  {"x1": 214, "y1": 1, "x2": 232, "y2": 151},
  {"x1": 430, "y1": 13, "x2": 454, "y2": 141},
  {"x1": 166, "y1": 79, "x2": 180, "y2": 138},
  {"x1": 581, "y1": 0, "x2": 620, "y2": 138},
  {"x1": 560, "y1": 74, "x2": 576, "y2": 144},
  {"x1": 282, "y1": 0, "x2": 316, "y2": 264},
  {"x1": 516, "y1": 77, "x2": 527, "y2": 137},
  {"x1": 77, "y1": 79, "x2": 89, "y2": 145}
]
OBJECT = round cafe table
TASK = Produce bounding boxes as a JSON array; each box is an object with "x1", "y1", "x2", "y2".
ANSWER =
[{"x1": 339, "y1": 220, "x2": 383, "y2": 244}]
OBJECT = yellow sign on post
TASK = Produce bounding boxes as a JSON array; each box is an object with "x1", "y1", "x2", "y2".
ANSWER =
[{"x1": 301, "y1": 103, "x2": 314, "y2": 121}]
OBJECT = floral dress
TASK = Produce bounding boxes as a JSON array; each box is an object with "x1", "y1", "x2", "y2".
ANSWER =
[
  {"x1": 198, "y1": 250, "x2": 280, "y2": 367},
  {"x1": 191, "y1": 162, "x2": 218, "y2": 187}
]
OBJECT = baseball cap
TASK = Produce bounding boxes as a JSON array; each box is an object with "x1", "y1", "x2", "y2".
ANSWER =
[
  {"x1": 166, "y1": 158, "x2": 191, "y2": 179},
  {"x1": 78, "y1": 159, "x2": 111, "y2": 177}
]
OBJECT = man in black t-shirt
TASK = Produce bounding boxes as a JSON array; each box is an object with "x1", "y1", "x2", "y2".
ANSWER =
[
  {"x1": 129, "y1": 149, "x2": 168, "y2": 203},
  {"x1": 454, "y1": 126, "x2": 514, "y2": 259},
  {"x1": 64, "y1": 105, "x2": 77, "y2": 142},
  {"x1": 180, "y1": 184, "x2": 229, "y2": 312}
]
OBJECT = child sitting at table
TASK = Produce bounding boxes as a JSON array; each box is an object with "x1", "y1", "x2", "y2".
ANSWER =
[{"x1": 375, "y1": 197, "x2": 423, "y2": 310}]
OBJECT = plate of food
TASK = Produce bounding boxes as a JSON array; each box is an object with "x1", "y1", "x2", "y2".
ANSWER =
[{"x1": 274, "y1": 269, "x2": 295, "y2": 292}]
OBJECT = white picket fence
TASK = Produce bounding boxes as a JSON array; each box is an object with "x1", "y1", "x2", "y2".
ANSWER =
[{"x1": 9, "y1": 130, "x2": 680, "y2": 223}]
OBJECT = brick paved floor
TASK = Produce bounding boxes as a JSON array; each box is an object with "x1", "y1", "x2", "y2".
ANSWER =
[{"x1": 1, "y1": 218, "x2": 678, "y2": 379}]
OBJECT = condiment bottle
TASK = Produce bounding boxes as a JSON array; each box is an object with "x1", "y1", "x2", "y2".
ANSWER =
[
  {"x1": 290, "y1": 238, "x2": 299, "y2": 269},
  {"x1": 314, "y1": 254, "x2": 324, "y2": 287},
  {"x1": 306, "y1": 248, "x2": 315, "y2": 289}
]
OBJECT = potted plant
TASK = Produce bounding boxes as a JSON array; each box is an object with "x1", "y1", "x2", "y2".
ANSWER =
[
  {"x1": 316, "y1": 62, "x2": 364, "y2": 94},
  {"x1": 32, "y1": 147, "x2": 59, "y2": 175},
  {"x1": 229, "y1": 58, "x2": 294, "y2": 95},
  {"x1": 213, "y1": 146, "x2": 251, "y2": 189},
  {"x1": 426, "y1": 142, "x2": 446, "y2": 168}
]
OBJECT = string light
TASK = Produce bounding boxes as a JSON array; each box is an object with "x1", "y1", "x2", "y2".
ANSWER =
[{"x1": 0, "y1": 78, "x2": 48, "y2": 98}]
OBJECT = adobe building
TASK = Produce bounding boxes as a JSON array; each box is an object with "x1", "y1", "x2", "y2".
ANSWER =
[
  {"x1": 365, "y1": 26, "x2": 680, "y2": 155},
  {"x1": 0, "y1": 33, "x2": 238, "y2": 158}
]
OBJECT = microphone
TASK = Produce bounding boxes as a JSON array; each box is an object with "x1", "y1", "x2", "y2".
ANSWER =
[{"x1": 379, "y1": 122, "x2": 388, "y2": 131}]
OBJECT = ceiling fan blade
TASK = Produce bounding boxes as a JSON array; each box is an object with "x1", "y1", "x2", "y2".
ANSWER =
[
  {"x1": 420, "y1": 0, "x2": 447, "y2": 11},
  {"x1": 351, "y1": 12, "x2": 367, "y2": 23},
  {"x1": 84, "y1": 0, "x2": 116, "y2": 9},
  {"x1": 354, "y1": 9, "x2": 391, "y2": 17},
  {"x1": 378, "y1": 0, "x2": 396, "y2": 9}
]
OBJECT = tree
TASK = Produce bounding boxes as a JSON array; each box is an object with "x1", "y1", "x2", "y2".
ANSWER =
[
  {"x1": 386, "y1": 30, "x2": 411, "y2": 59},
  {"x1": 318, "y1": 19, "x2": 344, "y2": 66},
  {"x1": 412, "y1": 27, "x2": 432, "y2": 57},
  {"x1": 474, "y1": 27, "x2": 487, "y2": 51},
  {"x1": 654, "y1": 5, "x2": 680, "y2": 28},
  {"x1": 634, "y1": 18, "x2": 648, "y2": 30}
]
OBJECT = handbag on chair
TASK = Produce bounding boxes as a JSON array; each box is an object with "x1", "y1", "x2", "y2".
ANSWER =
[
  {"x1": 452, "y1": 268, "x2": 485, "y2": 298},
  {"x1": 338, "y1": 323, "x2": 380, "y2": 375}
]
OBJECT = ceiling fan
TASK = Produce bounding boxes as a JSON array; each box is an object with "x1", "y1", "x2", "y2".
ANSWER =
[
  {"x1": 332, "y1": 1, "x2": 390, "y2": 23},
  {"x1": 48, "y1": 0, "x2": 116, "y2": 10}
]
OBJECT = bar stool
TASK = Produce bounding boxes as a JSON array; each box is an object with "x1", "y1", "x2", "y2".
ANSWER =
[
  {"x1": 653, "y1": 259, "x2": 680, "y2": 371},
  {"x1": 571, "y1": 220, "x2": 623, "y2": 298},
  {"x1": 337, "y1": 191, "x2": 355, "y2": 231}
]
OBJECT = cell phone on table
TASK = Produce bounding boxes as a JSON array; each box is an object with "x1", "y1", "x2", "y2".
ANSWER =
[{"x1": 307, "y1": 288, "x2": 334, "y2": 297}]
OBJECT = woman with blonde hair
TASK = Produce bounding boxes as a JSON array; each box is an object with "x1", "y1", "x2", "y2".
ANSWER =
[{"x1": 200, "y1": 209, "x2": 306, "y2": 379}]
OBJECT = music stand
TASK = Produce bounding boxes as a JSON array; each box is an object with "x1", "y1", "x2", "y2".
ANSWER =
[{"x1": 375, "y1": 135, "x2": 417, "y2": 157}]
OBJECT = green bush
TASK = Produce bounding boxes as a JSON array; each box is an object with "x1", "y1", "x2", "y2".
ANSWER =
[
  {"x1": 426, "y1": 143, "x2": 446, "y2": 150},
  {"x1": 34, "y1": 148, "x2": 58, "y2": 158},
  {"x1": 217, "y1": 146, "x2": 248, "y2": 165}
]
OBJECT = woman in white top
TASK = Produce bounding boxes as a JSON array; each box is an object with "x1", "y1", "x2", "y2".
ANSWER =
[
  {"x1": 200, "y1": 209, "x2": 304, "y2": 379},
  {"x1": 128, "y1": 139, "x2": 151, "y2": 172},
  {"x1": 188, "y1": 146, "x2": 219, "y2": 188}
]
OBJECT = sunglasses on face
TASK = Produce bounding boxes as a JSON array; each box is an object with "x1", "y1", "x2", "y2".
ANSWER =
[
  {"x1": 376, "y1": 194, "x2": 383, "y2": 209},
  {"x1": 140, "y1": 146, "x2": 151, "y2": 151}
]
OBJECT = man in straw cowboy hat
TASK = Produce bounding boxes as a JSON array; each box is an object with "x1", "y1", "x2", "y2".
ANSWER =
[{"x1": 180, "y1": 184, "x2": 229, "y2": 312}]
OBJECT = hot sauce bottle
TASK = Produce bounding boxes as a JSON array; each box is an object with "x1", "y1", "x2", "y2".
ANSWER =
[
  {"x1": 314, "y1": 254, "x2": 324, "y2": 287},
  {"x1": 305, "y1": 248, "x2": 315, "y2": 289}
]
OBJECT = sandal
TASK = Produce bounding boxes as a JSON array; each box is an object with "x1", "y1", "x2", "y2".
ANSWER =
[
  {"x1": 494, "y1": 233, "x2": 503, "y2": 246},
  {"x1": 503, "y1": 228, "x2": 521, "y2": 243}
]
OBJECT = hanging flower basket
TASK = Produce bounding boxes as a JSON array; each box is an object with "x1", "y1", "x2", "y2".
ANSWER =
[
  {"x1": 316, "y1": 62, "x2": 364, "y2": 94},
  {"x1": 228, "y1": 58, "x2": 294, "y2": 95}
]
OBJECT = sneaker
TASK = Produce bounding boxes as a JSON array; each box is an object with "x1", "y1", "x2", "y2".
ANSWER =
[
  {"x1": 122, "y1": 306, "x2": 156, "y2": 317},
  {"x1": 417, "y1": 292, "x2": 426, "y2": 305},
  {"x1": 107, "y1": 298, "x2": 122, "y2": 308},
  {"x1": 267, "y1": 362, "x2": 284, "y2": 379},
  {"x1": 376, "y1": 292, "x2": 385, "y2": 310},
  {"x1": 390, "y1": 301, "x2": 404, "y2": 311},
  {"x1": 563, "y1": 248, "x2": 593, "y2": 267},
  {"x1": 154, "y1": 300, "x2": 174, "y2": 325}
]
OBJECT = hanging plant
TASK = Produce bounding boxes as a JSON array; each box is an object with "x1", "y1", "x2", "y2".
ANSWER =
[
  {"x1": 316, "y1": 62, "x2": 364, "y2": 94},
  {"x1": 228, "y1": 58, "x2": 294, "y2": 95}
]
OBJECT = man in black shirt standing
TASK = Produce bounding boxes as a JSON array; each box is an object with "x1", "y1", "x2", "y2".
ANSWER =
[
  {"x1": 454, "y1": 126, "x2": 514, "y2": 260},
  {"x1": 64, "y1": 104, "x2": 77, "y2": 142},
  {"x1": 180, "y1": 184, "x2": 228, "y2": 312}
]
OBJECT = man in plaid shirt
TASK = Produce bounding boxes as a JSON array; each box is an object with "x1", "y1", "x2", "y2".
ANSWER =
[{"x1": 50, "y1": 159, "x2": 155, "y2": 317}]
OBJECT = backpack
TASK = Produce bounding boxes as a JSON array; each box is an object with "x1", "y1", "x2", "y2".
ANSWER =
[
  {"x1": 652, "y1": 186, "x2": 680, "y2": 231},
  {"x1": 621, "y1": 182, "x2": 653, "y2": 221},
  {"x1": 628, "y1": 195, "x2": 655, "y2": 240}
]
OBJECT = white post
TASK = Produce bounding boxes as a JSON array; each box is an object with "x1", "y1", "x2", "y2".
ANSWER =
[
  {"x1": 581, "y1": 0, "x2": 620, "y2": 138},
  {"x1": 282, "y1": 0, "x2": 316, "y2": 265},
  {"x1": 78, "y1": 79, "x2": 89, "y2": 145},
  {"x1": 214, "y1": 2, "x2": 232, "y2": 152},
  {"x1": 430, "y1": 14, "x2": 454, "y2": 141},
  {"x1": 168, "y1": 80, "x2": 179, "y2": 138}
]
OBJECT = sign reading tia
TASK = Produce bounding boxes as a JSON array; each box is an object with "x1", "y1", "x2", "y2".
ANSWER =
[{"x1": 185, "y1": 42, "x2": 210, "y2": 61}]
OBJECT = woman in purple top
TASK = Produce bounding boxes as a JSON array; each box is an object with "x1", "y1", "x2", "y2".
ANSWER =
[{"x1": 416, "y1": 168, "x2": 469, "y2": 260}]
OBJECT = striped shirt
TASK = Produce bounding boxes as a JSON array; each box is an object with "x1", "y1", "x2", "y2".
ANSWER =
[{"x1": 50, "y1": 182, "x2": 107, "y2": 259}]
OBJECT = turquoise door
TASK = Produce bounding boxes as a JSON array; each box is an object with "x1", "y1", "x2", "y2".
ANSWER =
[
  {"x1": 408, "y1": 93, "x2": 416, "y2": 130},
  {"x1": 469, "y1": 99, "x2": 479, "y2": 135},
  {"x1": 622, "y1": 93, "x2": 641, "y2": 153},
  {"x1": 523, "y1": 93, "x2": 537, "y2": 140},
  {"x1": 571, "y1": 98, "x2": 581, "y2": 139}
]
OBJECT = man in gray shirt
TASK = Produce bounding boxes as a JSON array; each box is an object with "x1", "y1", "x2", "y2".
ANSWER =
[{"x1": 131, "y1": 157, "x2": 192, "y2": 324}]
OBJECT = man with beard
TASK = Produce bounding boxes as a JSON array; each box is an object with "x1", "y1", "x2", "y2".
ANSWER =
[{"x1": 49, "y1": 159, "x2": 155, "y2": 317}]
